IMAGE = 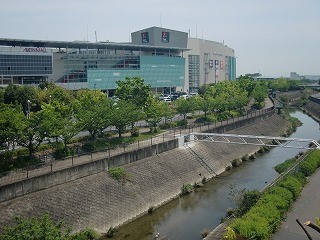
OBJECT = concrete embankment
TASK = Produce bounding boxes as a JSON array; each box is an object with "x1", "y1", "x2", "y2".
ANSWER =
[
  {"x1": 0, "y1": 114, "x2": 288, "y2": 234},
  {"x1": 302, "y1": 100, "x2": 320, "y2": 122}
]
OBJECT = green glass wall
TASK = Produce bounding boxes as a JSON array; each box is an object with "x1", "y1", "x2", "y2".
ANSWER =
[
  {"x1": 228, "y1": 56, "x2": 236, "y2": 80},
  {"x1": 87, "y1": 56, "x2": 185, "y2": 90}
]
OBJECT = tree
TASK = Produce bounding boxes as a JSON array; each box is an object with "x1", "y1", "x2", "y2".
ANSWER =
[
  {"x1": 41, "y1": 101, "x2": 81, "y2": 150},
  {"x1": 16, "y1": 110, "x2": 51, "y2": 157},
  {"x1": 115, "y1": 76, "x2": 153, "y2": 108},
  {"x1": 110, "y1": 100, "x2": 143, "y2": 138},
  {"x1": 174, "y1": 98, "x2": 195, "y2": 120},
  {"x1": 197, "y1": 95, "x2": 215, "y2": 118},
  {"x1": 144, "y1": 99, "x2": 167, "y2": 132},
  {"x1": 75, "y1": 90, "x2": 112, "y2": 140},
  {"x1": 0, "y1": 104, "x2": 25, "y2": 150},
  {"x1": 252, "y1": 82, "x2": 268, "y2": 104},
  {"x1": 161, "y1": 102, "x2": 176, "y2": 124}
]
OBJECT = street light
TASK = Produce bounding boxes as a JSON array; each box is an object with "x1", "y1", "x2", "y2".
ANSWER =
[{"x1": 27, "y1": 100, "x2": 31, "y2": 119}]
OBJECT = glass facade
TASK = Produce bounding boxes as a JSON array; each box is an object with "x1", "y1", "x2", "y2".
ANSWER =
[
  {"x1": 188, "y1": 55, "x2": 200, "y2": 92},
  {"x1": 0, "y1": 54, "x2": 52, "y2": 76},
  {"x1": 228, "y1": 56, "x2": 236, "y2": 80},
  {"x1": 87, "y1": 56, "x2": 185, "y2": 90}
]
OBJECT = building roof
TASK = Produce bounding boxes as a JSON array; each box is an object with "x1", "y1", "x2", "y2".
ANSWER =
[{"x1": 0, "y1": 38, "x2": 188, "y2": 51}]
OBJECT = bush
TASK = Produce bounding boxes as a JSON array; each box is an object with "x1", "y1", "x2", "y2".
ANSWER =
[
  {"x1": 266, "y1": 186, "x2": 293, "y2": 207},
  {"x1": 231, "y1": 216, "x2": 270, "y2": 240},
  {"x1": 106, "y1": 227, "x2": 117, "y2": 238},
  {"x1": 181, "y1": 183, "x2": 194, "y2": 195},
  {"x1": 278, "y1": 175, "x2": 302, "y2": 200},
  {"x1": 274, "y1": 157, "x2": 297, "y2": 174},
  {"x1": 53, "y1": 144, "x2": 72, "y2": 160},
  {"x1": 300, "y1": 150, "x2": 320, "y2": 176},
  {"x1": 130, "y1": 127, "x2": 140, "y2": 137},
  {"x1": 200, "y1": 229, "x2": 210, "y2": 238},
  {"x1": 108, "y1": 167, "x2": 127, "y2": 181},
  {"x1": 231, "y1": 158, "x2": 242, "y2": 167},
  {"x1": 176, "y1": 119, "x2": 188, "y2": 127},
  {"x1": 257, "y1": 193, "x2": 290, "y2": 216},
  {"x1": 236, "y1": 190, "x2": 261, "y2": 217},
  {"x1": 81, "y1": 141, "x2": 95, "y2": 152},
  {"x1": 245, "y1": 203, "x2": 281, "y2": 231}
]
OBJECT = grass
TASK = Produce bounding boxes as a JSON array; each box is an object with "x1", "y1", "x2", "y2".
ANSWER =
[{"x1": 274, "y1": 157, "x2": 298, "y2": 174}]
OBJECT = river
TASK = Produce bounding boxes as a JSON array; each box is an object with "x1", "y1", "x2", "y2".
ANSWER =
[{"x1": 101, "y1": 111, "x2": 320, "y2": 240}]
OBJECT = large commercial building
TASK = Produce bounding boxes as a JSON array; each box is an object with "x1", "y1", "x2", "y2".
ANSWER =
[{"x1": 0, "y1": 27, "x2": 236, "y2": 94}]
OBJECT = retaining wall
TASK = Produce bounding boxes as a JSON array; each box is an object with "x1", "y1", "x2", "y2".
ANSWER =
[
  {"x1": 0, "y1": 114, "x2": 289, "y2": 234},
  {"x1": 0, "y1": 139, "x2": 179, "y2": 202}
]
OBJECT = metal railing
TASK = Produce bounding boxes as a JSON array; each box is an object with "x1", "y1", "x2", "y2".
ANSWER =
[{"x1": 0, "y1": 106, "x2": 275, "y2": 186}]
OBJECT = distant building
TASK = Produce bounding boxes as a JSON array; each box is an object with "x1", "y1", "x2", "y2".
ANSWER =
[
  {"x1": 0, "y1": 26, "x2": 236, "y2": 93},
  {"x1": 290, "y1": 72, "x2": 304, "y2": 80},
  {"x1": 185, "y1": 38, "x2": 236, "y2": 93}
]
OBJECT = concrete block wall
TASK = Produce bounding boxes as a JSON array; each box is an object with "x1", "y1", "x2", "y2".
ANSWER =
[{"x1": 0, "y1": 114, "x2": 289, "y2": 234}]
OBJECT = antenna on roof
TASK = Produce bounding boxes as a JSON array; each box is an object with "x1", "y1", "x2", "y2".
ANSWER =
[
  {"x1": 160, "y1": 14, "x2": 162, "y2": 27},
  {"x1": 95, "y1": 31, "x2": 97, "y2": 42},
  {"x1": 196, "y1": 23, "x2": 198, "y2": 38}
]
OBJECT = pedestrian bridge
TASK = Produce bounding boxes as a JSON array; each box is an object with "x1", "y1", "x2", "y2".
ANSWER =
[{"x1": 187, "y1": 133, "x2": 320, "y2": 150}]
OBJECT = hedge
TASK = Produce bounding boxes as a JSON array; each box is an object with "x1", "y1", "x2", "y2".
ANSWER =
[{"x1": 226, "y1": 150, "x2": 320, "y2": 240}]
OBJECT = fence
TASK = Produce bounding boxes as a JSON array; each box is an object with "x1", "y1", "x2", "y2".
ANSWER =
[{"x1": 0, "y1": 106, "x2": 275, "y2": 187}]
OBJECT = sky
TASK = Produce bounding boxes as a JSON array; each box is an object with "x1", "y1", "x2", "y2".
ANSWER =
[{"x1": 1, "y1": 0, "x2": 320, "y2": 77}]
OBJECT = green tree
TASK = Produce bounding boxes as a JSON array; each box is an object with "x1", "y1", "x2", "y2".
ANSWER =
[
  {"x1": 110, "y1": 100, "x2": 143, "y2": 138},
  {"x1": 16, "y1": 110, "x2": 51, "y2": 157},
  {"x1": 161, "y1": 102, "x2": 176, "y2": 124},
  {"x1": 115, "y1": 76, "x2": 153, "y2": 108},
  {"x1": 197, "y1": 95, "x2": 215, "y2": 118},
  {"x1": 41, "y1": 101, "x2": 81, "y2": 149},
  {"x1": 174, "y1": 98, "x2": 195, "y2": 120},
  {"x1": 252, "y1": 82, "x2": 268, "y2": 104},
  {"x1": 0, "y1": 103, "x2": 25, "y2": 150},
  {"x1": 37, "y1": 83, "x2": 74, "y2": 105},
  {"x1": 75, "y1": 90, "x2": 112, "y2": 140},
  {"x1": 145, "y1": 99, "x2": 166, "y2": 132}
]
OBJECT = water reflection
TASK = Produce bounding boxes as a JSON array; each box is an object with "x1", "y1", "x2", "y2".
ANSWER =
[{"x1": 100, "y1": 111, "x2": 320, "y2": 240}]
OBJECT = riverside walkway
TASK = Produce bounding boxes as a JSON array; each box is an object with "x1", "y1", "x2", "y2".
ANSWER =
[
  {"x1": 272, "y1": 168, "x2": 320, "y2": 240},
  {"x1": 0, "y1": 98, "x2": 274, "y2": 187}
]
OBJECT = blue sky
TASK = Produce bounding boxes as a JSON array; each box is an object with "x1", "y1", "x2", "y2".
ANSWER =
[{"x1": 1, "y1": 0, "x2": 319, "y2": 77}]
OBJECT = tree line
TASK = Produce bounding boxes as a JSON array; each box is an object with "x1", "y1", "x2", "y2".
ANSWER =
[{"x1": 0, "y1": 76, "x2": 300, "y2": 161}]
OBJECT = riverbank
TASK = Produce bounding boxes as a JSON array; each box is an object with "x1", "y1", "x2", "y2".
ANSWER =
[{"x1": 0, "y1": 113, "x2": 289, "y2": 236}]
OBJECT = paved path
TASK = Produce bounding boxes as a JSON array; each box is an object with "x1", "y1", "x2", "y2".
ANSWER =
[
  {"x1": 272, "y1": 168, "x2": 320, "y2": 240},
  {"x1": 0, "y1": 98, "x2": 274, "y2": 187}
]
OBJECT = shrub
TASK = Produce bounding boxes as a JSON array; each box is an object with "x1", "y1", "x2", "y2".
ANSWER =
[
  {"x1": 176, "y1": 119, "x2": 188, "y2": 127},
  {"x1": 257, "y1": 193, "x2": 290, "y2": 216},
  {"x1": 300, "y1": 160, "x2": 317, "y2": 176},
  {"x1": 223, "y1": 226, "x2": 236, "y2": 240},
  {"x1": 130, "y1": 127, "x2": 140, "y2": 137},
  {"x1": 231, "y1": 216, "x2": 270, "y2": 240},
  {"x1": 81, "y1": 141, "x2": 95, "y2": 152},
  {"x1": 147, "y1": 206, "x2": 154, "y2": 214},
  {"x1": 274, "y1": 157, "x2": 297, "y2": 174},
  {"x1": 53, "y1": 144, "x2": 72, "y2": 160},
  {"x1": 200, "y1": 229, "x2": 210, "y2": 238},
  {"x1": 278, "y1": 175, "x2": 302, "y2": 200},
  {"x1": 236, "y1": 190, "x2": 261, "y2": 217},
  {"x1": 108, "y1": 167, "x2": 127, "y2": 181},
  {"x1": 231, "y1": 158, "x2": 242, "y2": 167},
  {"x1": 267, "y1": 186, "x2": 293, "y2": 207},
  {"x1": 106, "y1": 227, "x2": 117, "y2": 238},
  {"x1": 181, "y1": 183, "x2": 194, "y2": 195},
  {"x1": 245, "y1": 203, "x2": 281, "y2": 232}
]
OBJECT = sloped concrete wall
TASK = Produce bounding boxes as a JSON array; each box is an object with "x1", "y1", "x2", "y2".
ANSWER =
[{"x1": 0, "y1": 114, "x2": 288, "y2": 234}]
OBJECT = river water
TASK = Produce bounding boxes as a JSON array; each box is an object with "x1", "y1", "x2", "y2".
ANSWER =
[{"x1": 101, "y1": 111, "x2": 320, "y2": 240}]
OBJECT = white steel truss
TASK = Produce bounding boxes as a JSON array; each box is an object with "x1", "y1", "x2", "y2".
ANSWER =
[{"x1": 188, "y1": 133, "x2": 320, "y2": 150}]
